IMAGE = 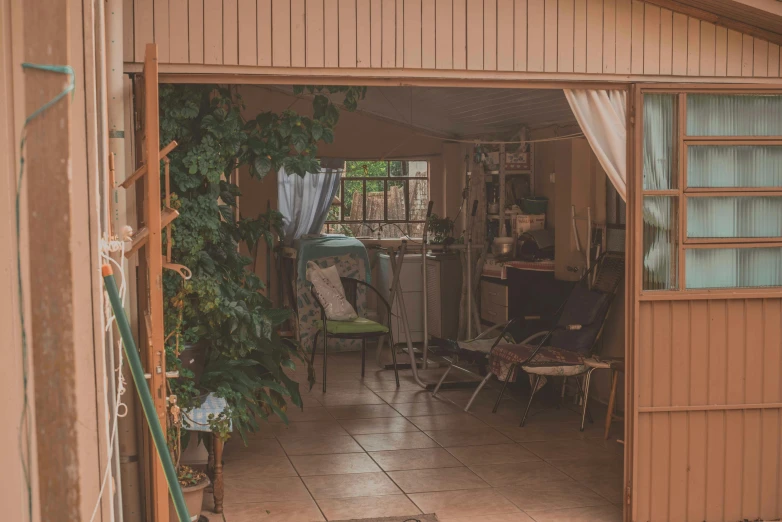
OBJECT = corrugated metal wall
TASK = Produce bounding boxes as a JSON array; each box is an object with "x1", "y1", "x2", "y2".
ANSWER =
[
  {"x1": 124, "y1": 0, "x2": 782, "y2": 78},
  {"x1": 634, "y1": 298, "x2": 782, "y2": 522}
]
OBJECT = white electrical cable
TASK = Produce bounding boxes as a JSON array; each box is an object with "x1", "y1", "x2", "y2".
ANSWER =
[{"x1": 89, "y1": 227, "x2": 132, "y2": 522}]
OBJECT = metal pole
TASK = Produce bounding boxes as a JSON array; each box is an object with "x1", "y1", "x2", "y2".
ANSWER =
[
  {"x1": 421, "y1": 201, "x2": 434, "y2": 369},
  {"x1": 466, "y1": 200, "x2": 478, "y2": 340}
]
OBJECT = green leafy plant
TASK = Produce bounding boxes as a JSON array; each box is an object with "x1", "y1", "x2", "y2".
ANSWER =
[
  {"x1": 159, "y1": 84, "x2": 363, "y2": 442},
  {"x1": 176, "y1": 465, "x2": 208, "y2": 488},
  {"x1": 427, "y1": 214, "x2": 456, "y2": 245}
]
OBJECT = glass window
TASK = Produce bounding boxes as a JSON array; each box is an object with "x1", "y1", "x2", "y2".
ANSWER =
[
  {"x1": 643, "y1": 94, "x2": 677, "y2": 190},
  {"x1": 686, "y1": 247, "x2": 782, "y2": 289},
  {"x1": 643, "y1": 196, "x2": 678, "y2": 290},
  {"x1": 686, "y1": 94, "x2": 782, "y2": 136},
  {"x1": 687, "y1": 196, "x2": 782, "y2": 238},
  {"x1": 687, "y1": 145, "x2": 782, "y2": 188}
]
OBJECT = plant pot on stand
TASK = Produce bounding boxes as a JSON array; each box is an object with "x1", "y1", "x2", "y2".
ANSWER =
[{"x1": 169, "y1": 468, "x2": 210, "y2": 522}]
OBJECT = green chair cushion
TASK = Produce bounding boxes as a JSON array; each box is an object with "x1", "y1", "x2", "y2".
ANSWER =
[{"x1": 314, "y1": 317, "x2": 389, "y2": 335}]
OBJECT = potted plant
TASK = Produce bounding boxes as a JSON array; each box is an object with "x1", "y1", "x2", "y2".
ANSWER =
[
  {"x1": 427, "y1": 213, "x2": 461, "y2": 245},
  {"x1": 169, "y1": 464, "x2": 210, "y2": 522}
]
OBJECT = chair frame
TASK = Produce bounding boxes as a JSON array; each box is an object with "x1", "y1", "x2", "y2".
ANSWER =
[{"x1": 310, "y1": 276, "x2": 399, "y2": 392}]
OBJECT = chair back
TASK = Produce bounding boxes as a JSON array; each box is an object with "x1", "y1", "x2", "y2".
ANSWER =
[{"x1": 340, "y1": 277, "x2": 360, "y2": 311}]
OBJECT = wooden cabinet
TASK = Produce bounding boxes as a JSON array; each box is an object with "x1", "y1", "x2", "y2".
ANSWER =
[
  {"x1": 426, "y1": 253, "x2": 462, "y2": 340},
  {"x1": 480, "y1": 278, "x2": 508, "y2": 324}
]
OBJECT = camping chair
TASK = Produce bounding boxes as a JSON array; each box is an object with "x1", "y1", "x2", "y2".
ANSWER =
[{"x1": 310, "y1": 277, "x2": 399, "y2": 392}]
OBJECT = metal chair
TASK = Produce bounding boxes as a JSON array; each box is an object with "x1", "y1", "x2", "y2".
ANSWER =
[{"x1": 310, "y1": 276, "x2": 399, "y2": 392}]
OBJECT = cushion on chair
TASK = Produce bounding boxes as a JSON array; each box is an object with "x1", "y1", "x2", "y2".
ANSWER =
[
  {"x1": 314, "y1": 317, "x2": 389, "y2": 335},
  {"x1": 489, "y1": 342, "x2": 585, "y2": 382},
  {"x1": 548, "y1": 285, "x2": 611, "y2": 354}
]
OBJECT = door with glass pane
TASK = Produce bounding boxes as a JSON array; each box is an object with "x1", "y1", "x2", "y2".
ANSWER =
[{"x1": 632, "y1": 87, "x2": 782, "y2": 522}]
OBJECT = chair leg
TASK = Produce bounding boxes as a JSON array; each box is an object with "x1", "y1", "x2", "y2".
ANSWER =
[
  {"x1": 322, "y1": 331, "x2": 328, "y2": 393},
  {"x1": 520, "y1": 374, "x2": 542, "y2": 427},
  {"x1": 432, "y1": 364, "x2": 452, "y2": 397},
  {"x1": 580, "y1": 368, "x2": 596, "y2": 431},
  {"x1": 361, "y1": 338, "x2": 366, "y2": 378},
  {"x1": 465, "y1": 372, "x2": 493, "y2": 412},
  {"x1": 492, "y1": 364, "x2": 515, "y2": 414},
  {"x1": 389, "y1": 333, "x2": 399, "y2": 388},
  {"x1": 604, "y1": 369, "x2": 619, "y2": 440},
  {"x1": 311, "y1": 331, "x2": 320, "y2": 368}
]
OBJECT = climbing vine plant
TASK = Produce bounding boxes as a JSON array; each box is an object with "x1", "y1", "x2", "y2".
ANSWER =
[{"x1": 159, "y1": 84, "x2": 364, "y2": 438}]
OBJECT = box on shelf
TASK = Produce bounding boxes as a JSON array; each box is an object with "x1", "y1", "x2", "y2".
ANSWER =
[
  {"x1": 506, "y1": 151, "x2": 530, "y2": 170},
  {"x1": 513, "y1": 214, "x2": 546, "y2": 235}
]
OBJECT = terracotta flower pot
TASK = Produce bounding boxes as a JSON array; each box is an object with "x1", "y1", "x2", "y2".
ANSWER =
[{"x1": 169, "y1": 476, "x2": 210, "y2": 522}]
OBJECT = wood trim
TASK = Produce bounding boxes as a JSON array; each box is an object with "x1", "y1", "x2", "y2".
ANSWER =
[
  {"x1": 640, "y1": 288, "x2": 782, "y2": 300},
  {"x1": 639, "y1": 402, "x2": 782, "y2": 412},
  {"x1": 682, "y1": 241, "x2": 782, "y2": 248},
  {"x1": 684, "y1": 137, "x2": 782, "y2": 143},
  {"x1": 640, "y1": 0, "x2": 782, "y2": 47}
]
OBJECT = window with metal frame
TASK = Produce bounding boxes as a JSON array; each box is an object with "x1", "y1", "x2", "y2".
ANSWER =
[
  {"x1": 322, "y1": 160, "x2": 430, "y2": 238},
  {"x1": 641, "y1": 91, "x2": 782, "y2": 291}
]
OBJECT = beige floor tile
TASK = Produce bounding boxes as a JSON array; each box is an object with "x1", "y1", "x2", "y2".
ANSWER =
[
  {"x1": 318, "y1": 392, "x2": 386, "y2": 406},
  {"x1": 221, "y1": 499, "x2": 325, "y2": 522},
  {"x1": 316, "y1": 494, "x2": 422, "y2": 520},
  {"x1": 408, "y1": 489, "x2": 522, "y2": 519},
  {"x1": 222, "y1": 456, "x2": 297, "y2": 479},
  {"x1": 392, "y1": 401, "x2": 462, "y2": 417},
  {"x1": 220, "y1": 475, "x2": 313, "y2": 503},
  {"x1": 290, "y1": 453, "x2": 382, "y2": 476},
  {"x1": 446, "y1": 444, "x2": 540, "y2": 466},
  {"x1": 374, "y1": 390, "x2": 445, "y2": 403},
  {"x1": 424, "y1": 427, "x2": 513, "y2": 447},
  {"x1": 582, "y1": 477, "x2": 624, "y2": 504},
  {"x1": 271, "y1": 420, "x2": 349, "y2": 439},
  {"x1": 493, "y1": 419, "x2": 592, "y2": 443},
  {"x1": 327, "y1": 403, "x2": 402, "y2": 419},
  {"x1": 269, "y1": 405, "x2": 334, "y2": 423},
  {"x1": 339, "y1": 416, "x2": 420, "y2": 435},
  {"x1": 354, "y1": 431, "x2": 440, "y2": 452},
  {"x1": 302, "y1": 472, "x2": 402, "y2": 499},
  {"x1": 520, "y1": 439, "x2": 605, "y2": 461},
  {"x1": 437, "y1": 513, "x2": 535, "y2": 522},
  {"x1": 388, "y1": 466, "x2": 490, "y2": 493},
  {"x1": 369, "y1": 448, "x2": 463, "y2": 471},
  {"x1": 363, "y1": 380, "x2": 424, "y2": 391},
  {"x1": 279, "y1": 435, "x2": 365, "y2": 456},
  {"x1": 469, "y1": 461, "x2": 569, "y2": 487},
  {"x1": 549, "y1": 456, "x2": 624, "y2": 483},
  {"x1": 497, "y1": 479, "x2": 609, "y2": 511},
  {"x1": 407, "y1": 413, "x2": 488, "y2": 431},
  {"x1": 223, "y1": 438, "x2": 286, "y2": 460},
  {"x1": 525, "y1": 504, "x2": 623, "y2": 522}
]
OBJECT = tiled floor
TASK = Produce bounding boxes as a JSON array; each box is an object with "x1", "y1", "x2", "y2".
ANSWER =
[{"x1": 207, "y1": 350, "x2": 624, "y2": 522}]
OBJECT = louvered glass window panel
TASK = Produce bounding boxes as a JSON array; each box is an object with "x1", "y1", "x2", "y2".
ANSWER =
[
  {"x1": 686, "y1": 248, "x2": 782, "y2": 288},
  {"x1": 686, "y1": 95, "x2": 782, "y2": 136},
  {"x1": 687, "y1": 197, "x2": 782, "y2": 238},
  {"x1": 688, "y1": 145, "x2": 782, "y2": 188},
  {"x1": 643, "y1": 196, "x2": 678, "y2": 290},
  {"x1": 643, "y1": 94, "x2": 677, "y2": 190}
]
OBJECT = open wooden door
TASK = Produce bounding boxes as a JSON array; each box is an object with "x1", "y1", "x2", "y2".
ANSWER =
[{"x1": 628, "y1": 84, "x2": 782, "y2": 522}]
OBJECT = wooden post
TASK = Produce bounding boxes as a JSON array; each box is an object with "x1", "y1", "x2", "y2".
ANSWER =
[{"x1": 22, "y1": 0, "x2": 81, "y2": 520}]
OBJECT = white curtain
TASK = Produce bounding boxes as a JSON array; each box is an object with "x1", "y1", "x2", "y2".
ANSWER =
[
  {"x1": 564, "y1": 89, "x2": 627, "y2": 201},
  {"x1": 278, "y1": 168, "x2": 341, "y2": 243},
  {"x1": 565, "y1": 89, "x2": 627, "y2": 201}
]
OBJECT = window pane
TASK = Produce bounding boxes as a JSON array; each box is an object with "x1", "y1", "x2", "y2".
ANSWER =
[
  {"x1": 346, "y1": 161, "x2": 387, "y2": 177},
  {"x1": 387, "y1": 180, "x2": 407, "y2": 220},
  {"x1": 643, "y1": 94, "x2": 677, "y2": 190},
  {"x1": 686, "y1": 94, "x2": 782, "y2": 136},
  {"x1": 364, "y1": 179, "x2": 386, "y2": 221},
  {"x1": 687, "y1": 145, "x2": 782, "y2": 188},
  {"x1": 408, "y1": 178, "x2": 429, "y2": 220},
  {"x1": 343, "y1": 180, "x2": 364, "y2": 221},
  {"x1": 687, "y1": 196, "x2": 782, "y2": 238},
  {"x1": 643, "y1": 196, "x2": 678, "y2": 290},
  {"x1": 406, "y1": 161, "x2": 429, "y2": 177},
  {"x1": 686, "y1": 248, "x2": 782, "y2": 288}
]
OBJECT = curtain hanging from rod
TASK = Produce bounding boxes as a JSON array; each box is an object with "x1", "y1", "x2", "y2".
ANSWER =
[{"x1": 278, "y1": 167, "x2": 341, "y2": 243}]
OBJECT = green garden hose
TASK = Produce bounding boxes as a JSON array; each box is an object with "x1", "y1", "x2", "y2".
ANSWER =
[{"x1": 102, "y1": 264, "x2": 190, "y2": 522}]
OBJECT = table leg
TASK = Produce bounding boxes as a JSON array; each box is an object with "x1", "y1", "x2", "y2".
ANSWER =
[
  {"x1": 604, "y1": 369, "x2": 619, "y2": 440},
  {"x1": 212, "y1": 435, "x2": 224, "y2": 514}
]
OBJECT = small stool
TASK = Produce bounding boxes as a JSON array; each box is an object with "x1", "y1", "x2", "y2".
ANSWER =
[{"x1": 584, "y1": 358, "x2": 625, "y2": 440}]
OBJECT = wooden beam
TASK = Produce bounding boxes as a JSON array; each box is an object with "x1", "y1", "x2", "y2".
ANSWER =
[
  {"x1": 119, "y1": 140, "x2": 178, "y2": 188},
  {"x1": 22, "y1": 0, "x2": 81, "y2": 520},
  {"x1": 124, "y1": 208, "x2": 179, "y2": 257}
]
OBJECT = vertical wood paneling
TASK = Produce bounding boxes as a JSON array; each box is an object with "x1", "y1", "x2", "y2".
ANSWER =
[
  {"x1": 204, "y1": 0, "x2": 223, "y2": 64},
  {"x1": 602, "y1": 0, "x2": 616, "y2": 73},
  {"x1": 483, "y1": 0, "x2": 497, "y2": 70},
  {"x1": 643, "y1": 4, "x2": 659, "y2": 74},
  {"x1": 436, "y1": 0, "x2": 454, "y2": 68},
  {"x1": 169, "y1": 0, "x2": 190, "y2": 63},
  {"x1": 727, "y1": 29, "x2": 743, "y2": 76},
  {"x1": 154, "y1": 0, "x2": 170, "y2": 62},
  {"x1": 422, "y1": 0, "x2": 436, "y2": 68},
  {"x1": 272, "y1": 0, "x2": 291, "y2": 66},
  {"x1": 687, "y1": 17, "x2": 699, "y2": 75},
  {"x1": 715, "y1": 25, "x2": 728, "y2": 76},
  {"x1": 526, "y1": 0, "x2": 544, "y2": 71},
  {"x1": 496, "y1": 0, "x2": 513, "y2": 70},
  {"x1": 572, "y1": 0, "x2": 587, "y2": 73},
  {"x1": 324, "y1": 0, "x2": 340, "y2": 67},
  {"x1": 667, "y1": 302, "x2": 690, "y2": 521},
  {"x1": 396, "y1": 0, "x2": 404, "y2": 65},
  {"x1": 513, "y1": 0, "x2": 527, "y2": 71},
  {"x1": 370, "y1": 0, "x2": 383, "y2": 67},
  {"x1": 586, "y1": 0, "x2": 602, "y2": 73},
  {"x1": 742, "y1": 33, "x2": 754, "y2": 76},
  {"x1": 769, "y1": 43, "x2": 780, "y2": 77},
  {"x1": 700, "y1": 21, "x2": 716, "y2": 76},
  {"x1": 124, "y1": 0, "x2": 135, "y2": 62},
  {"x1": 558, "y1": 0, "x2": 575, "y2": 73},
  {"x1": 223, "y1": 0, "x2": 238, "y2": 65},
  {"x1": 306, "y1": 0, "x2": 325, "y2": 67},
  {"x1": 381, "y1": 0, "x2": 396, "y2": 67},
  {"x1": 356, "y1": 0, "x2": 371, "y2": 67},
  {"x1": 290, "y1": 0, "x2": 305, "y2": 66},
  {"x1": 257, "y1": 0, "x2": 272, "y2": 66},
  {"x1": 453, "y1": 0, "x2": 467, "y2": 69},
  {"x1": 743, "y1": 301, "x2": 764, "y2": 517},
  {"x1": 615, "y1": 0, "x2": 631, "y2": 73},
  {"x1": 466, "y1": 0, "x2": 483, "y2": 70},
  {"x1": 723, "y1": 300, "x2": 745, "y2": 520},
  {"x1": 630, "y1": 0, "x2": 644, "y2": 74},
  {"x1": 404, "y1": 0, "x2": 422, "y2": 68},
  {"x1": 544, "y1": 0, "x2": 558, "y2": 72},
  {"x1": 761, "y1": 300, "x2": 782, "y2": 518},
  {"x1": 188, "y1": 0, "x2": 204, "y2": 63},
  {"x1": 339, "y1": 0, "x2": 357, "y2": 67},
  {"x1": 238, "y1": 0, "x2": 257, "y2": 65},
  {"x1": 659, "y1": 8, "x2": 672, "y2": 75},
  {"x1": 671, "y1": 12, "x2": 687, "y2": 75},
  {"x1": 754, "y1": 38, "x2": 769, "y2": 77}
]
